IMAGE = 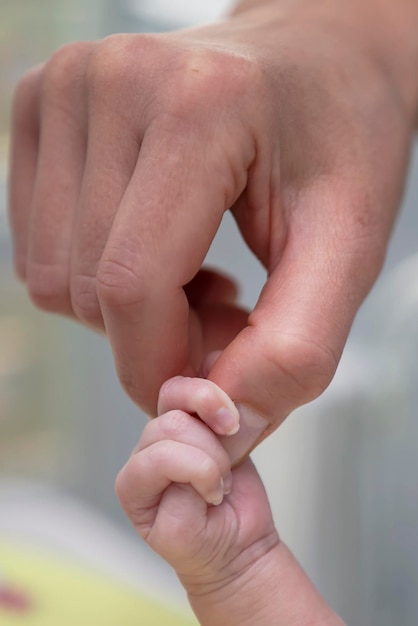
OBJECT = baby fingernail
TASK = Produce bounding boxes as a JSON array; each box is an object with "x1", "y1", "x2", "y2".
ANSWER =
[
  {"x1": 208, "y1": 479, "x2": 224, "y2": 506},
  {"x1": 215, "y1": 407, "x2": 240, "y2": 436},
  {"x1": 223, "y1": 472, "x2": 233, "y2": 495}
]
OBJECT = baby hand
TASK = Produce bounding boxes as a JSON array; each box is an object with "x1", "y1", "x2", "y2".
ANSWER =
[{"x1": 115, "y1": 376, "x2": 278, "y2": 592}]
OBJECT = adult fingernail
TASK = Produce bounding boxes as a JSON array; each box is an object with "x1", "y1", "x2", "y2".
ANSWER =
[
  {"x1": 220, "y1": 404, "x2": 270, "y2": 466},
  {"x1": 215, "y1": 407, "x2": 240, "y2": 436}
]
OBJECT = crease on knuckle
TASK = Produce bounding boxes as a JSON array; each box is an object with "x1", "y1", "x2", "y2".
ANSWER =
[
  {"x1": 27, "y1": 262, "x2": 69, "y2": 311},
  {"x1": 267, "y1": 332, "x2": 338, "y2": 403},
  {"x1": 96, "y1": 256, "x2": 145, "y2": 308}
]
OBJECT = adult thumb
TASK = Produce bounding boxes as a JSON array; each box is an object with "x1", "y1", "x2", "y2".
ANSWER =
[{"x1": 207, "y1": 219, "x2": 378, "y2": 465}]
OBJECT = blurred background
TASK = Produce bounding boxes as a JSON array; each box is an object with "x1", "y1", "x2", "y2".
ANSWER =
[{"x1": 1, "y1": 1, "x2": 418, "y2": 624}]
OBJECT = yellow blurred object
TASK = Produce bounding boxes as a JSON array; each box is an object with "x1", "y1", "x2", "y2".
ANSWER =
[{"x1": 0, "y1": 541, "x2": 198, "y2": 625}]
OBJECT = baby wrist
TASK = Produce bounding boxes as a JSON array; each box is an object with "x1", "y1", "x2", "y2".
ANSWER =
[{"x1": 183, "y1": 541, "x2": 345, "y2": 626}]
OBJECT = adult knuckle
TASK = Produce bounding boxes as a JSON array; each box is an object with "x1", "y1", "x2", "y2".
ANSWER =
[
  {"x1": 165, "y1": 49, "x2": 259, "y2": 121},
  {"x1": 27, "y1": 262, "x2": 69, "y2": 312},
  {"x1": 43, "y1": 42, "x2": 90, "y2": 97},
  {"x1": 87, "y1": 34, "x2": 150, "y2": 96},
  {"x1": 96, "y1": 254, "x2": 145, "y2": 308},
  {"x1": 213, "y1": 52, "x2": 262, "y2": 100},
  {"x1": 87, "y1": 37, "x2": 122, "y2": 93},
  {"x1": 268, "y1": 332, "x2": 337, "y2": 403}
]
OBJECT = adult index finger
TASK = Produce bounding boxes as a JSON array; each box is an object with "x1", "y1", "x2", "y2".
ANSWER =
[{"x1": 97, "y1": 118, "x2": 255, "y2": 415}]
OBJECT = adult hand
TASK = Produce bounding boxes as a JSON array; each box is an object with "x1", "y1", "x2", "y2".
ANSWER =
[{"x1": 8, "y1": 0, "x2": 418, "y2": 462}]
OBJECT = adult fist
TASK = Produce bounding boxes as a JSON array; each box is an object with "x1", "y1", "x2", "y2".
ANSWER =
[{"x1": 9, "y1": 0, "x2": 418, "y2": 462}]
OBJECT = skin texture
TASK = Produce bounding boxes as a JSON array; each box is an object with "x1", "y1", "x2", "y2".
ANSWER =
[
  {"x1": 7, "y1": 0, "x2": 418, "y2": 461},
  {"x1": 116, "y1": 376, "x2": 345, "y2": 625}
]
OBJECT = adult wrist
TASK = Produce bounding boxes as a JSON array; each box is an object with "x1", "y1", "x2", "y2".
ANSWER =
[
  {"x1": 357, "y1": 0, "x2": 418, "y2": 132},
  {"x1": 230, "y1": 0, "x2": 418, "y2": 131}
]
